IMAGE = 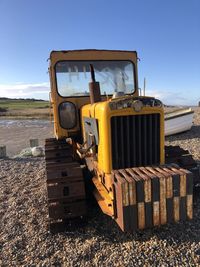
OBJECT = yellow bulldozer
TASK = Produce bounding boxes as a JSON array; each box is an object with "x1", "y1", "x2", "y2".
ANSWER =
[{"x1": 45, "y1": 49, "x2": 195, "y2": 233}]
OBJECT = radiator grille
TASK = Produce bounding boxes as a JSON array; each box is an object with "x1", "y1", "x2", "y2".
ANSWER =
[{"x1": 111, "y1": 114, "x2": 160, "y2": 169}]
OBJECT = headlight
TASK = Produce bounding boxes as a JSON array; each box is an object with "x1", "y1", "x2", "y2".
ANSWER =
[{"x1": 59, "y1": 102, "x2": 77, "y2": 129}]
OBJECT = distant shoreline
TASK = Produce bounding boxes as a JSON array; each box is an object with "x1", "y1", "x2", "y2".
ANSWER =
[
  {"x1": 1, "y1": 97, "x2": 198, "y2": 120},
  {"x1": 0, "y1": 98, "x2": 51, "y2": 119},
  {"x1": 0, "y1": 115, "x2": 50, "y2": 120},
  {"x1": 0, "y1": 109, "x2": 51, "y2": 119}
]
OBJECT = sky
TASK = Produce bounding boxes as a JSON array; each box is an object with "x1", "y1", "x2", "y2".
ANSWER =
[{"x1": 0, "y1": 0, "x2": 199, "y2": 105}]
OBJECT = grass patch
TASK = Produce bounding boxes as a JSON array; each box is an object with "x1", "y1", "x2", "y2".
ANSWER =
[
  {"x1": 0, "y1": 98, "x2": 51, "y2": 118},
  {"x1": 0, "y1": 107, "x2": 8, "y2": 112},
  {"x1": 0, "y1": 99, "x2": 49, "y2": 110}
]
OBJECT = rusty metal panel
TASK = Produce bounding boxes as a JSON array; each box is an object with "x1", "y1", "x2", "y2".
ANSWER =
[
  {"x1": 173, "y1": 197, "x2": 180, "y2": 222},
  {"x1": 145, "y1": 202, "x2": 153, "y2": 228},
  {"x1": 131, "y1": 170, "x2": 145, "y2": 230},
  {"x1": 166, "y1": 198, "x2": 173, "y2": 223},
  {"x1": 46, "y1": 162, "x2": 82, "y2": 180},
  {"x1": 167, "y1": 168, "x2": 181, "y2": 221},
  {"x1": 187, "y1": 195, "x2": 193, "y2": 220},
  {"x1": 48, "y1": 199, "x2": 86, "y2": 219},
  {"x1": 112, "y1": 165, "x2": 193, "y2": 232},
  {"x1": 146, "y1": 167, "x2": 166, "y2": 225},
  {"x1": 122, "y1": 170, "x2": 138, "y2": 230},
  {"x1": 162, "y1": 167, "x2": 181, "y2": 222},
  {"x1": 185, "y1": 171, "x2": 193, "y2": 195},
  {"x1": 138, "y1": 202, "x2": 145, "y2": 229},
  {"x1": 160, "y1": 169, "x2": 174, "y2": 223},
  {"x1": 180, "y1": 168, "x2": 193, "y2": 220},
  {"x1": 113, "y1": 172, "x2": 130, "y2": 231},
  {"x1": 133, "y1": 168, "x2": 152, "y2": 229},
  {"x1": 47, "y1": 179, "x2": 85, "y2": 200},
  {"x1": 141, "y1": 166, "x2": 160, "y2": 227},
  {"x1": 45, "y1": 148, "x2": 72, "y2": 160},
  {"x1": 45, "y1": 156, "x2": 73, "y2": 167},
  {"x1": 153, "y1": 202, "x2": 160, "y2": 226},
  {"x1": 180, "y1": 197, "x2": 187, "y2": 221},
  {"x1": 180, "y1": 174, "x2": 186, "y2": 197},
  {"x1": 153, "y1": 190, "x2": 161, "y2": 225},
  {"x1": 113, "y1": 169, "x2": 139, "y2": 231},
  {"x1": 149, "y1": 174, "x2": 160, "y2": 226}
]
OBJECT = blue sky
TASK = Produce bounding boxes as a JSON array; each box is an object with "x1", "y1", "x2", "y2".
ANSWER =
[{"x1": 0, "y1": 0, "x2": 199, "y2": 105}]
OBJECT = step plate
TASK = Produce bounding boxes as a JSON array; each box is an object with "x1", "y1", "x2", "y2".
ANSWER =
[{"x1": 112, "y1": 165, "x2": 193, "y2": 232}]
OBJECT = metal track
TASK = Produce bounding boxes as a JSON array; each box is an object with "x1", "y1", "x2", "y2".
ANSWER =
[
  {"x1": 165, "y1": 145, "x2": 200, "y2": 187},
  {"x1": 45, "y1": 138, "x2": 87, "y2": 233}
]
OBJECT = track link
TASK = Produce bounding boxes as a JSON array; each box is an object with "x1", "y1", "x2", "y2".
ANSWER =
[{"x1": 45, "y1": 138, "x2": 87, "y2": 233}]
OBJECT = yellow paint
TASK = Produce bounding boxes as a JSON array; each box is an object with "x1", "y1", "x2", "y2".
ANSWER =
[
  {"x1": 82, "y1": 98, "x2": 165, "y2": 174},
  {"x1": 49, "y1": 49, "x2": 138, "y2": 139},
  {"x1": 49, "y1": 49, "x2": 166, "y2": 222}
]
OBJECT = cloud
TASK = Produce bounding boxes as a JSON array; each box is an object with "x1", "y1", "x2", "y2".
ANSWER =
[
  {"x1": 0, "y1": 82, "x2": 196, "y2": 105},
  {"x1": 0, "y1": 82, "x2": 50, "y2": 100},
  {"x1": 145, "y1": 89, "x2": 192, "y2": 106}
]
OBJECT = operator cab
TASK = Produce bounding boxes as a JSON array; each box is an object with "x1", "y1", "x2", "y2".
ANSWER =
[{"x1": 49, "y1": 50, "x2": 139, "y2": 139}]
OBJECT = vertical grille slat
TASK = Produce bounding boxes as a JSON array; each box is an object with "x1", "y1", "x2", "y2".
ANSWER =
[
  {"x1": 111, "y1": 114, "x2": 160, "y2": 169},
  {"x1": 120, "y1": 117, "x2": 125, "y2": 167},
  {"x1": 132, "y1": 116, "x2": 136, "y2": 166},
  {"x1": 126, "y1": 116, "x2": 130, "y2": 166},
  {"x1": 143, "y1": 115, "x2": 147, "y2": 166},
  {"x1": 153, "y1": 114, "x2": 158, "y2": 163},
  {"x1": 137, "y1": 116, "x2": 142, "y2": 166},
  {"x1": 148, "y1": 114, "x2": 153, "y2": 165}
]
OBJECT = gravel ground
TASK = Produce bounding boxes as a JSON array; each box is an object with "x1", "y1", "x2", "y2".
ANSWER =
[
  {"x1": 1, "y1": 108, "x2": 200, "y2": 266},
  {"x1": 165, "y1": 107, "x2": 200, "y2": 162},
  {"x1": 0, "y1": 119, "x2": 53, "y2": 156}
]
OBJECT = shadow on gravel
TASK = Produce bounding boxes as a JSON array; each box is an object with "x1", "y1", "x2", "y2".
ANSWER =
[
  {"x1": 56, "y1": 195, "x2": 200, "y2": 245},
  {"x1": 6, "y1": 157, "x2": 44, "y2": 162},
  {"x1": 165, "y1": 125, "x2": 200, "y2": 141}
]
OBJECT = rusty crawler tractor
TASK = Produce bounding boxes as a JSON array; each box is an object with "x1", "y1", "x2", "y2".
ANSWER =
[{"x1": 45, "y1": 49, "x2": 197, "y2": 232}]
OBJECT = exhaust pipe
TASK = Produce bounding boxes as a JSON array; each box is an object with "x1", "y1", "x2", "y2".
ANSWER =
[{"x1": 89, "y1": 64, "x2": 101, "y2": 104}]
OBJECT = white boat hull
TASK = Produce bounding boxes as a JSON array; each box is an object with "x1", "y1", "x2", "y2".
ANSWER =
[{"x1": 164, "y1": 108, "x2": 194, "y2": 136}]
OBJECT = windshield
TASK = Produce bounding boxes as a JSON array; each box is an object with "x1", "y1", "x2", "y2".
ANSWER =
[{"x1": 55, "y1": 60, "x2": 135, "y2": 97}]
